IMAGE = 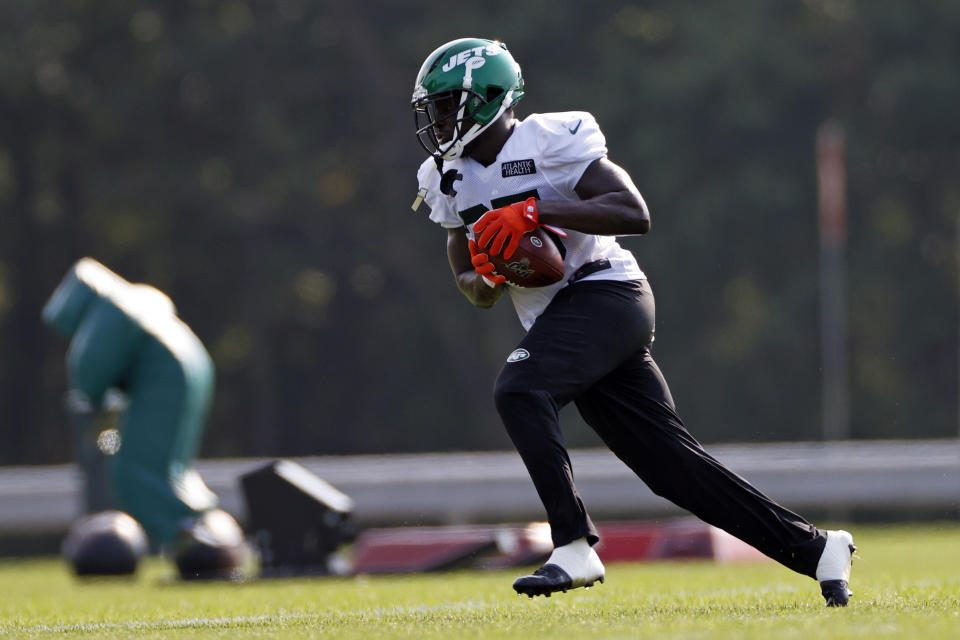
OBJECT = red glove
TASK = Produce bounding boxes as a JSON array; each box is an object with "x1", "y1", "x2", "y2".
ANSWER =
[
  {"x1": 473, "y1": 197, "x2": 539, "y2": 259},
  {"x1": 468, "y1": 239, "x2": 506, "y2": 286}
]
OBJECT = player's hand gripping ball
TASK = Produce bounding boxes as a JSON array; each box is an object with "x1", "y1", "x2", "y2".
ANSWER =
[
  {"x1": 473, "y1": 198, "x2": 565, "y2": 288},
  {"x1": 469, "y1": 238, "x2": 507, "y2": 286},
  {"x1": 474, "y1": 197, "x2": 540, "y2": 259}
]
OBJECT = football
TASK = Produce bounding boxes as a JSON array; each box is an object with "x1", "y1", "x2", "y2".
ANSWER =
[{"x1": 487, "y1": 227, "x2": 565, "y2": 288}]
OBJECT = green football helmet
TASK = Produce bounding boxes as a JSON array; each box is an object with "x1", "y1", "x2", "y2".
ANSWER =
[{"x1": 412, "y1": 38, "x2": 524, "y2": 162}]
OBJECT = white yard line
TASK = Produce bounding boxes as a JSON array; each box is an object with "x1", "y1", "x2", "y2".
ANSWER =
[{"x1": 9, "y1": 601, "x2": 498, "y2": 634}]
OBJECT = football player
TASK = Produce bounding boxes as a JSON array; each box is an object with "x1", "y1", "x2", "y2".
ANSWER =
[{"x1": 411, "y1": 38, "x2": 855, "y2": 606}]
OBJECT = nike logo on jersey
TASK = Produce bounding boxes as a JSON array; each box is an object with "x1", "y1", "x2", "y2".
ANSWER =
[{"x1": 568, "y1": 119, "x2": 582, "y2": 135}]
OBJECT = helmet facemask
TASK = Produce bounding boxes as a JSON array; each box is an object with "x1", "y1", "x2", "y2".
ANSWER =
[{"x1": 413, "y1": 86, "x2": 513, "y2": 161}]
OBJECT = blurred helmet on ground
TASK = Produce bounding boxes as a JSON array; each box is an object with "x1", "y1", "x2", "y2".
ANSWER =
[
  {"x1": 173, "y1": 509, "x2": 249, "y2": 581},
  {"x1": 62, "y1": 510, "x2": 149, "y2": 576}
]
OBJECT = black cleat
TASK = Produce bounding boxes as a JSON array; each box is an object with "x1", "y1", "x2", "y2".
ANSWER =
[
  {"x1": 821, "y1": 579, "x2": 852, "y2": 607},
  {"x1": 512, "y1": 563, "x2": 604, "y2": 598}
]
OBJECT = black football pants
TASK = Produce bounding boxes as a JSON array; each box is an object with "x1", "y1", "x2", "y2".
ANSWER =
[{"x1": 493, "y1": 279, "x2": 827, "y2": 578}]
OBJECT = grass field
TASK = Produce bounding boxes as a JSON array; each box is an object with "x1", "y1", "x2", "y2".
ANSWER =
[{"x1": 0, "y1": 523, "x2": 957, "y2": 639}]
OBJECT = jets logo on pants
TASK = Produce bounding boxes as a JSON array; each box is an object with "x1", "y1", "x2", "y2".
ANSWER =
[{"x1": 507, "y1": 348, "x2": 530, "y2": 363}]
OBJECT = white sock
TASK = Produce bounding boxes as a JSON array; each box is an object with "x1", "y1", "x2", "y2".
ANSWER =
[
  {"x1": 546, "y1": 538, "x2": 604, "y2": 583},
  {"x1": 815, "y1": 530, "x2": 854, "y2": 582}
]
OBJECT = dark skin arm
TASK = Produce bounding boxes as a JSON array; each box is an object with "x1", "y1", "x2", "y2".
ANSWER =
[
  {"x1": 447, "y1": 156, "x2": 649, "y2": 308},
  {"x1": 540, "y1": 156, "x2": 650, "y2": 235},
  {"x1": 447, "y1": 227, "x2": 506, "y2": 308}
]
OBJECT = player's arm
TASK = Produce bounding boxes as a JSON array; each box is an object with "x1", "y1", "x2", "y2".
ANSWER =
[
  {"x1": 537, "y1": 157, "x2": 650, "y2": 235},
  {"x1": 447, "y1": 228, "x2": 506, "y2": 308}
]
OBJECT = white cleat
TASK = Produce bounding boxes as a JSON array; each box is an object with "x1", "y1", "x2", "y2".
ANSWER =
[
  {"x1": 816, "y1": 530, "x2": 856, "y2": 606},
  {"x1": 513, "y1": 538, "x2": 605, "y2": 598}
]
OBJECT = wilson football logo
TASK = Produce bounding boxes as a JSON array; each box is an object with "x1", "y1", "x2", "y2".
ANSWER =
[{"x1": 503, "y1": 258, "x2": 535, "y2": 279}]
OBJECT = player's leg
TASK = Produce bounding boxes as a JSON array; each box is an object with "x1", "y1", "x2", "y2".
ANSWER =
[
  {"x1": 494, "y1": 384, "x2": 596, "y2": 546},
  {"x1": 494, "y1": 280, "x2": 653, "y2": 596},
  {"x1": 494, "y1": 280, "x2": 653, "y2": 547},
  {"x1": 112, "y1": 336, "x2": 217, "y2": 545},
  {"x1": 575, "y1": 353, "x2": 855, "y2": 603}
]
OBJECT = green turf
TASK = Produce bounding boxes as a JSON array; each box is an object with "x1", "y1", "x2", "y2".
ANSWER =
[{"x1": 0, "y1": 523, "x2": 957, "y2": 639}]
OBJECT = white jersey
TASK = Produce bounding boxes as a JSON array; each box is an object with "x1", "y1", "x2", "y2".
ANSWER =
[{"x1": 417, "y1": 111, "x2": 645, "y2": 330}]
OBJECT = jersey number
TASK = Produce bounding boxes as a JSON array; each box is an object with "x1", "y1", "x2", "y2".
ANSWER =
[{"x1": 457, "y1": 190, "x2": 539, "y2": 226}]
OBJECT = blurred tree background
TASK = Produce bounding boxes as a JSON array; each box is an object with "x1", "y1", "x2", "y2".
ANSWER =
[{"x1": 1, "y1": 0, "x2": 958, "y2": 465}]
